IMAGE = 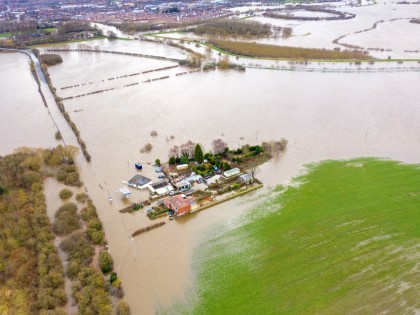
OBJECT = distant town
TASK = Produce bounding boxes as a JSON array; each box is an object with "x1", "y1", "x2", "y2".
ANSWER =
[{"x1": 0, "y1": 0, "x2": 247, "y2": 24}]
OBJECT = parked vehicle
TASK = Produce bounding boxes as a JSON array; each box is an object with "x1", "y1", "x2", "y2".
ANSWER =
[{"x1": 155, "y1": 167, "x2": 163, "y2": 172}]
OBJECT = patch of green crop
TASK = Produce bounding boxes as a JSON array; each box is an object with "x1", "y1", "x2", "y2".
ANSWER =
[{"x1": 168, "y1": 158, "x2": 420, "y2": 314}]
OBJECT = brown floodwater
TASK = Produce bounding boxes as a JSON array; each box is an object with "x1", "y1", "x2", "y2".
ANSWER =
[
  {"x1": 1, "y1": 14, "x2": 420, "y2": 313},
  {"x1": 45, "y1": 48, "x2": 420, "y2": 314}
]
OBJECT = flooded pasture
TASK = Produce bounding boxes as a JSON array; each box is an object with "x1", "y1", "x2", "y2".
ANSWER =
[
  {"x1": 0, "y1": 52, "x2": 58, "y2": 154},
  {"x1": 41, "y1": 41, "x2": 420, "y2": 313}
]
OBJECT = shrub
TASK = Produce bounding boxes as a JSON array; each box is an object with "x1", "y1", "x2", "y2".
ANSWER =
[
  {"x1": 232, "y1": 183, "x2": 241, "y2": 190},
  {"x1": 56, "y1": 165, "x2": 82, "y2": 187},
  {"x1": 75, "y1": 192, "x2": 88, "y2": 203},
  {"x1": 99, "y1": 251, "x2": 113, "y2": 273},
  {"x1": 150, "y1": 130, "x2": 158, "y2": 137},
  {"x1": 180, "y1": 156, "x2": 189, "y2": 164},
  {"x1": 59, "y1": 188, "x2": 73, "y2": 200},
  {"x1": 55, "y1": 131, "x2": 62, "y2": 140},
  {"x1": 60, "y1": 231, "x2": 94, "y2": 277},
  {"x1": 39, "y1": 54, "x2": 63, "y2": 66},
  {"x1": 80, "y1": 200, "x2": 98, "y2": 222},
  {"x1": 169, "y1": 157, "x2": 176, "y2": 165},
  {"x1": 155, "y1": 159, "x2": 161, "y2": 166},
  {"x1": 110, "y1": 272, "x2": 118, "y2": 284},
  {"x1": 140, "y1": 143, "x2": 153, "y2": 153},
  {"x1": 116, "y1": 301, "x2": 131, "y2": 315},
  {"x1": 52, "y1": 202, "x2": 80, "y2": 236},
  {"x1": 86, "y1": 218, "x2": 105, "y2": 245}
]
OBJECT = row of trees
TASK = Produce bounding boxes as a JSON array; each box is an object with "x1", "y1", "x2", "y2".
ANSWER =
[
  {"x1": 54, "y1": 185, "x2": 125, "y2": 312},
  {"x1": 193, "y1": 19, "x2": 272, "y2": 37},
  {"x1": 208, "y1": 39, "x2": 372, "y2": 60},
  {"x1": 168, "y1": 139, "x2": 228, "y2": 163}
]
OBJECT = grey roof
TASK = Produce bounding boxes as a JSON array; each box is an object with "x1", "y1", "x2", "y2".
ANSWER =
[{"x1": 129, "y1": 174, "x2": 152, "y2": 186}]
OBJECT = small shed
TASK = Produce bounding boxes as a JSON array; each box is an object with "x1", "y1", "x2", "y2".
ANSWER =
[
  {"x1": 175, "y1": 180, "x2": 191, "y2": 191},
  {"x1": 223, "y1": 168, "x2": 241, "y2": 178},
  {"x1": 176, "y1": 164, "x2": 189, "y2": 171},
  {"x1": 240, "y1": 173, "x2": 253, "y2": 184}
]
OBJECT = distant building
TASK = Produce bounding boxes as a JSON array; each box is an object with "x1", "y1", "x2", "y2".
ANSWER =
[{"x1": 164, "y1": 195, "x2": 197, "y2": 216}]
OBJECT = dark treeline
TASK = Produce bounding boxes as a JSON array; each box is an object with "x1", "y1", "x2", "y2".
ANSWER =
[
  {"x1": 208, "y1": 39, "x2": 372, "y2": 60},
  {"x1": 111, "y1": 21, "x2": 180, "y2": 33},
  {"x1": 0, "y1": 20, "x2": 37, "y2": 33},
  {"x1": 0, "y1": 146, "x2": 79, "y2": 313},
  {"x1": 193, "y1": 19, "x2": 272, "y2": 37},
  {"x1": 57, "y1": 20, "x2": 95, "y2": 34},
  {"x1": 2, "y1": 20, "x2": 102, "y2": 46}
]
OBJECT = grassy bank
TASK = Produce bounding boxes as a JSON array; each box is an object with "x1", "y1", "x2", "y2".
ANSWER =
[
  {"x1": 208, "y1": 39, "x2": 372, "y2": 60},
  {"x1": 172, "y1": 158, "x2": 420, "y2": 314}
]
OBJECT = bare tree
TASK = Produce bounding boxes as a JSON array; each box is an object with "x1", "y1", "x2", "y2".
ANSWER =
[
  {"x1": 212, "y1": 138, "x2": 228, "y2": 155},
  {"x1": 180, "y1": 141, "x2": 196, "y2": 158},
  {"x1": 250, "y1": 166, "x2": 260, "y2": 180},
  {"x1": 168, "y1": 145, "x2": 180, "y2": 158}
]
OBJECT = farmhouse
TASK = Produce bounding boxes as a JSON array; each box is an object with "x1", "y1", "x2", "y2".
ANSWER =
[{"x1": 164, "y1": 195, "x2": 197, "y2": 216}]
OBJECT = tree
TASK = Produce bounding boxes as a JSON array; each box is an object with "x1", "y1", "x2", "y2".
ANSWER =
[
  {"x1": 217, "y1": 55, "x2": 232, "y2": 70},
  {"x1": 107, "y1": 30, "x2": 117, "y2": 39},
  {"x1": 99, "y1": 251, "x2": 113, "y2": 273},
  {"x1": 212, "y1": 138, "x2": 228, "y2": 155},
  {"x1": 168, "y1": 145, "x2": 180, "y2": 159},
  {"x1": 155, "y1": 159, "x2": 161, "y2": 167},
  {"x1": 250, "y1": 166, "x2": 260, "y2": 180},
  {"x1": 194, "y1": 144, "x2": 204, "y2": 163},
  {"x1": 116, "y1": 301, "x2": 131, "y2": 315},
  {"x1": 180, "y1": 141, "x2": 195, "y2": 158},
  {"x1": 0, "y1": 186, "x2": 8, "y2": 196}
]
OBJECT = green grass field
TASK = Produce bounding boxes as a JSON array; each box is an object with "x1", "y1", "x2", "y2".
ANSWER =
[
  {"x1": 0, "y1": 28, "x2": 55, "y2": 38},
  {"x1": 171, "y1": 158, "x2": 420, "y2": 314}
]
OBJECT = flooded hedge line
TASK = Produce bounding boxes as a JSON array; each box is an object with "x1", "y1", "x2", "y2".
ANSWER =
[
  {"x1": 45, "y1": 48, "x2": 182, "y2": 63},
  {"x1": 33, "y1": 48, "x2": 92, "y2": 161},
  {"x1": 132, "y1": 222, "x2": 165, "y2": 237},
  {"x1": 60, "y1": 65, "x2": 179, "y2": 90}
]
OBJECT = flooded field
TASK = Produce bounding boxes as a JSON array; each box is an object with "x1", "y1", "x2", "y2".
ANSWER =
[
  {"x1": 0, "y1": 52, "x2": 58, "y2": 154},
  {"x1": 1, "y1": 2, "x2": 420, "y2": 312},
  {"x1": 38, "y1": 40, "x2": 420, "y2": 313}
]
